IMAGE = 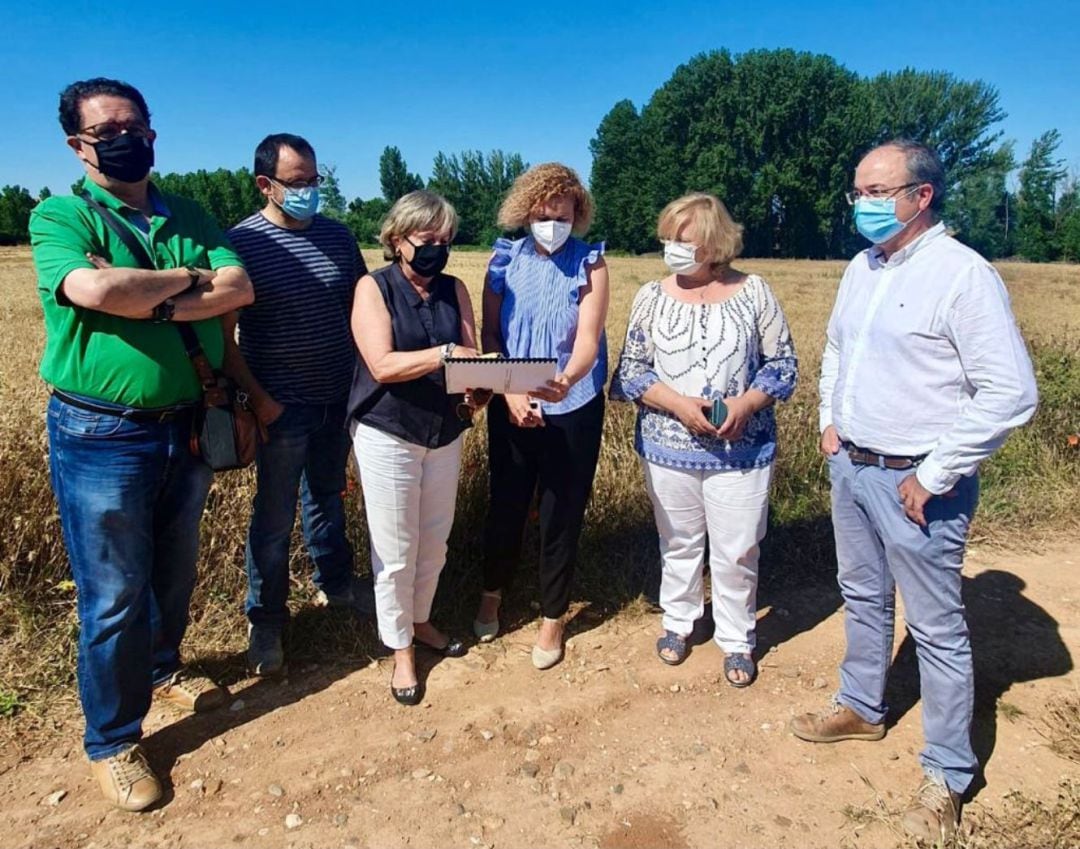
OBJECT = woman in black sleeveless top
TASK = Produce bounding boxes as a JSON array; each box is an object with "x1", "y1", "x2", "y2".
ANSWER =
[{"x1": 348, "y1": 190, "x2": 488, "y2": 706}]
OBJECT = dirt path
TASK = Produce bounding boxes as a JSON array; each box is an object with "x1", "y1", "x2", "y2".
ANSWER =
[{"x1": 2, "y1": 543, "x2": 1077, "y2": 849}]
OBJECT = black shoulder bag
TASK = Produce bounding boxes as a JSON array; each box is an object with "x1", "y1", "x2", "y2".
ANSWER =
[{"x1": 81, "y1": 191, "x2": 264, "y2": 471}]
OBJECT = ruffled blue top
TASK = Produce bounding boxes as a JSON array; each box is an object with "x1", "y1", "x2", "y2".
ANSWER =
[{"x1": 488, "y1": 235, "x2": 607, "y2": 416}]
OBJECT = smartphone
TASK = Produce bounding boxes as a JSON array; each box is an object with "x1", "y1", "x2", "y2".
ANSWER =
[{"x1": 709, "y1": 398, "x2": 729, "y2": 427}]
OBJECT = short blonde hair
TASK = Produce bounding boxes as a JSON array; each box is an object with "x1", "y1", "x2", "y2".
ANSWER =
[
  {"x1": 379, "y1": 190, "x2": 459, "y2": 260},
  {"x1": 497, "y1": 163, "x2": 594, "y2": 235},
  {"x1": 656, "y1": 193, "x2": 744, "y2": 268}
]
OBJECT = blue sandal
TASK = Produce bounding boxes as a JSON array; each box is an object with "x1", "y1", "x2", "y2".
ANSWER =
[
  {"x1": 656, "y1": 631, "x2": 689, "y2": 666},
  {"x1": 724, "y1": 653, "x2": 756, "y2": 688}
]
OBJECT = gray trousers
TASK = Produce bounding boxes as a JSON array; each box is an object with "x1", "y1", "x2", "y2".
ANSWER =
[{"x1": 828, "y1": 449, "x2": 979, "y2": 794}]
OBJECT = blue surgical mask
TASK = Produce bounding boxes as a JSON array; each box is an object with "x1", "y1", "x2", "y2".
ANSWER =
[
  {"x1": 277, "y1": 184, "x2": 320, "y2": 220},
  {"x1": 853, "y1": 193, "x2": 919, "y2": 245}
]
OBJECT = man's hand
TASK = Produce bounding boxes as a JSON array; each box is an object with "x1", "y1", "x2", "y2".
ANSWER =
[
  {"x1": 898, "y1": 473, "x2": 934, "y2": 526},
  {"x1": 254, "y1": 396, "x2": 285, "y2": 428},
  {"x1": 820, "y1": 424, "x2": 841, "y2": 456}
]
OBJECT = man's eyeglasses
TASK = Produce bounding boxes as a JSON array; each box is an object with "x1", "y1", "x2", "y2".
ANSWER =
[
  {"x1": 845, "y1": 183, "x2": 921, "y2": 206},
  {"x1": 77, "y1": 121, "x2": 151, "y2": 142},
  {"x1": 269, "y1": 175, "x2": 324, "y2": 191}
]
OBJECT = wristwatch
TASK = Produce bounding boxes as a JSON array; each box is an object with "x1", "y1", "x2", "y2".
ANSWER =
[
  {"x1": 440, "y1": 342, "x2": 457, "y2": 363},
  {"x1": 151, "y1": 298, "x2": 176, "y2": 322},
  {"x1": 184, "y1": 266, "x2": 202, "y2": 292}
]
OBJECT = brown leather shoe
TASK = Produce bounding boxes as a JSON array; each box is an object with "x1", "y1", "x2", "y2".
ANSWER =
[
  {"x1": 789, "y1": 697, "x2": 885, "y2": 742},
  {"x1": 899, "y1": 776, "x2": 961, "y2": 843},
  {"x1": 89, "y1": 744, "x2": 162, "y2": 812},
  {"x1": 153, "y1": 669, "x2": 228, "y2": 713}
]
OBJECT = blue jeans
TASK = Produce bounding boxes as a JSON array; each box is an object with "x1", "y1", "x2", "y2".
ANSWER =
[
  {"x1": 245, "y1": 402, "x2": 354, "y2": 630},
  {"x1": 46, "y1": 394, "x2": 213, "y2": 761},
  {"x1": 828, "y1": 449, "x2": 979, "y2": 794}
]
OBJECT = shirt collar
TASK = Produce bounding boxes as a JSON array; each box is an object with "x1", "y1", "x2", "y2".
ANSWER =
[
  {"x1": 868, "y1": 221, "x2": 946, "y2": 269},
  {"x1": 81, "y1": 176, "x2": 171, "y2": 218},
  {"x1": 390, "y1": 261, "x2": 432, "y2": 307}
]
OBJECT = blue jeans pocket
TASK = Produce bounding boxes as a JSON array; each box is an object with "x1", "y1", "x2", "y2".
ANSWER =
[{"x1": 56, "y1": 406, "x2": 136, "y2": 439}]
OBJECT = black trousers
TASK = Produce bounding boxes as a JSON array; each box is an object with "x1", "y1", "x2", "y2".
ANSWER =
[{"x1": 483, "y1": 392, "x2": 605, "y2": 618}]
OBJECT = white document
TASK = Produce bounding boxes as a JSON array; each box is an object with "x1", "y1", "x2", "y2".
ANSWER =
[{"x1": 444, "y1": 357, "x2": 558, "y2": 394}]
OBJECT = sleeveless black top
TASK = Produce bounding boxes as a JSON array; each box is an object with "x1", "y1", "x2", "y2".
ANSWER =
[{"x1": 347, "y1": 263, "x2": 469, "y2": 448}]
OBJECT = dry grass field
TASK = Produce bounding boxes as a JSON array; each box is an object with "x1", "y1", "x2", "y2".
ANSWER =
[
  {"x1": 1, "y1": 246, "x2": 1078, "y2": 718},
  {"x1": 0, "y1": 246, "x2": 1077, "y2": 848}
]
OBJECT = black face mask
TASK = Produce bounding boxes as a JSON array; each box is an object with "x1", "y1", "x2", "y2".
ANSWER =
[
  {"x1": 405, "y1": 240, "x2": 450, "y2": 278},
  {"x1": 91, "y1": 133, "x2": 155, "y2": 183}
]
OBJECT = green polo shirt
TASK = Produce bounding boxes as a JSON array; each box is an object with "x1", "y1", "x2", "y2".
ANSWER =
[{"x1": 30, "y1": 178, "x2": 244, "y2": 408}]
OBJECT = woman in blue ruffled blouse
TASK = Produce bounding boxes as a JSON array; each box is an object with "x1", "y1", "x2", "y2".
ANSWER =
[
  {"x1": 473, "y1": 163, "x2": 609, "y2": 670},
  {"x1": 610, "y1": 193, "x2": 798, "y2": 686}
]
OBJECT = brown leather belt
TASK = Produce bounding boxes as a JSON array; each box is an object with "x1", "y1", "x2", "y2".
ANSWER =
[{"x1": 844, "y1": 443, "x2": 926, "y2": 470}]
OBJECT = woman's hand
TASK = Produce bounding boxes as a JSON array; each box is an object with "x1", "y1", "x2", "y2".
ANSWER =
[
  {"x1": 673, "y1": 395, "x2": 718, "y2": 437},
  {"x1": 446, "y1": 345, "x2": 480, "y2": 359},
  {"x1": 715, "y1": 394, "x2": 756, "y2": 441},
  {"x1": 506, "y1": 393, "x2": 544, "y2": 428},
  {"x1": 464, "y1": 388, "x2": 493, "y2": 411},
  {"x1": 528, "y1": 372, "x2": 571, "y2": 404}
]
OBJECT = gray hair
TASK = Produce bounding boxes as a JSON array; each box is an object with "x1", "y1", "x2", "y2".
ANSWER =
[
  {"x1": 378, "y1": 190, "x2": 459, "y2": 260},
  {"x1": 879, "y1": 138, "x2": 947, "y2": 212}
]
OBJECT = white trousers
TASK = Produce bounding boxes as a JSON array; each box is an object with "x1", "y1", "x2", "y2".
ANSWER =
[
  {"x1": 351, "y1": 423, "x2": 463, "y2": 650},
  {"x1": 643, "y1": 461, "x2": 773, "y2": 654}
]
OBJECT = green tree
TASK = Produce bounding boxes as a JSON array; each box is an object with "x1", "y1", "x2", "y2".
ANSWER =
[
  {"x1": 318, "y1": 164, "x2": 346, "y2": 220},
  {"x1": 379, "y1": 146, "x2": 423, "y2": 203},
  {"x1": 153, "y1": 168, "x2": 263, "y2": 228},
  {"x1": 344, "y1": 196, "x2": 391, "y2": 246},
  {"x1": 427, "y1": 149, "x2": 527, "y2": 245},
  {"x1": 946, "y1": 143, "x2": 1015, "y2": 259},
  {"x1": 38, "y1": 187, "x2": 52, "y2": 201},
  {"x1": 862, "y1": 70, "x2": 1005, "y2": 185},
  {"x1": 0, "y1": 185, "x2": 36, "y2": 244},
  {"x1": 589, "y1": 50, "x2": 1011, "y2": 258},
  {"x1": 1056, "y1": 177, "x2": 1080, "y2": 262},
  {"x1": 589, "y1": 100, "x2": 653, "y2": 251},
  {"x1": 1015, "y1": 129, "x2": 1066, "y2": 262}
]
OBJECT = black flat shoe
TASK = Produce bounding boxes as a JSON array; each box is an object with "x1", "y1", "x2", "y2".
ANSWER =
[
  {"x1": 391, "y1": 681, "x2": 423, "y2": 706},
  {"x1": 414, "y1": 636, "x2": 467, "y2": 658}
]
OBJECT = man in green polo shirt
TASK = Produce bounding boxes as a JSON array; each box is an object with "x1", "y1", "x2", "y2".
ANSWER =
[{"x1": 29, "y1": 77, "x2": 253, "y2": 813}]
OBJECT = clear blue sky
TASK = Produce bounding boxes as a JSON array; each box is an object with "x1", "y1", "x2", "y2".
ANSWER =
[{"x1": 2, "y1": 0, "x2": 1077, "y2": 201}]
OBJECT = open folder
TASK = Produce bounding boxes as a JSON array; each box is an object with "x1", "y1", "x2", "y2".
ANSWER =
[{"x1": 444, "y1": 357, "x2": 558, "y2": 394}]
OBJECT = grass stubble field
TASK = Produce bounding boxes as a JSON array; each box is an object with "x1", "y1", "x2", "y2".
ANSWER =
[{"x1": 0, "y1": 245, "x2": 1078, "y2": 847}]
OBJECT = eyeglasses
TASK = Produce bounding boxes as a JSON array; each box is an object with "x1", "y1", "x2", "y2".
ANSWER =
[
  {"x1": 845, "y1": 183, "x2": 921, "y2": 206},
  {"x1": 269, "y1": 175, "x2": 324, "y2": 190},
  {"x1": 77, "y1": 121, "x2": 151, "y2": 142}
]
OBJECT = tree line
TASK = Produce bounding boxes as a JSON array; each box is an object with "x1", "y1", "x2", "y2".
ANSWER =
[
  {"x1": 2, "y1": 48, "x2": 1078, "y2": 261},
  {"x1": 589, "y1": 49, "x2": 1080, "y2": 261}
]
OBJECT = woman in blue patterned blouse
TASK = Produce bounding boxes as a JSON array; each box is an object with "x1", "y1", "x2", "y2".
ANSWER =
[
  {"x1": 473, "y1": 163, "x2": 610, "y2": 670},
  {"x1": 610, "y1": 193, "x2": 798, "y2": 686}
]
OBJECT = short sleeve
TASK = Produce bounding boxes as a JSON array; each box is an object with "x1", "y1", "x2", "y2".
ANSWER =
[
  {"x1": 577, "y1": 241, "x2": 606, "y2": 288},
  {"x1": 29, "y1": 198, "x2": 96, "y2": 300},
  {"x1": 198, "y1": 208, "x2": 244, "y2": 271},
  {"x1": 486, "y1": 237, "x2": 514, "y2": 295}
]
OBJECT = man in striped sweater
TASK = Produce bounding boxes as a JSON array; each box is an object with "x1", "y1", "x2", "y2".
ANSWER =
[{"x1": 224, "y1": 133, "x2": 367, "y2": 675}]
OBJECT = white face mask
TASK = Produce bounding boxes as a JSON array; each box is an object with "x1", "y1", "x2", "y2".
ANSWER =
[
  {"x1": 531, "y1": 220, "x2": 572, "y2": 253},
  {"x1": 663, "y1": 240, "x2": 702, "y2": 274}
]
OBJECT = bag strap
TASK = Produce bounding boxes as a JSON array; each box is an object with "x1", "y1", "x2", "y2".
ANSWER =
[{"x1": 80, "y1": 191, "x2": 219, "y2": 396}]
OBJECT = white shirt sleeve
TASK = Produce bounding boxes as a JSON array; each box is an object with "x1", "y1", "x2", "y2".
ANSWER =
[
  {"x1": 915, "y1": 261, "x2": 1039, "y2": 494},
  {"x1": 818, "y1": 266, "x2": 848, "y2": 433}
]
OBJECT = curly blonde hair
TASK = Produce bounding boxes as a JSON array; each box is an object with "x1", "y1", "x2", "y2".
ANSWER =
[
  {"x1": 497, "y1": 163, "x2": 594, "y2": 234},
  {"x1": 657, "y1": 193, "x2": 744, "y2": 268}
]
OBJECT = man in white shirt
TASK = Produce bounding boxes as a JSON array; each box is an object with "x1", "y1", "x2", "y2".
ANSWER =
[{"x1": 789, "y1": 139, "x2": 1037, "y2": 843}]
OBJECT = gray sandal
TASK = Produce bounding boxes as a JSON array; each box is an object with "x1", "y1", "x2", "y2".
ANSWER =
[{"x1": 724, "y1": 653, "x2": 756, "y2": 688}]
